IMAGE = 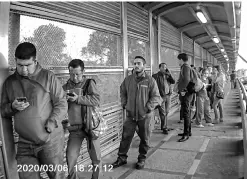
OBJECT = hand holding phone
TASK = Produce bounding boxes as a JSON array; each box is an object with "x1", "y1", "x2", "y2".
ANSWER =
[{"x1": 13, "y1": 97, "x2": 29, "y2": 111}]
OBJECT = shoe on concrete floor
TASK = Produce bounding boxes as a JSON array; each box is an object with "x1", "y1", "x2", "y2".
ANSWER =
[
  {"x1": 219, "y1": 118, "x2": 224, "y2": 122},
  {"x1": 213, "y1": 119, "x2": 219, "y2": 124},
  {"x1": 136, "y1": 160, "x2": 145, "y2": 170},
  {"x1": 178, "y1": 135, "x2": 189, "y2": 142},
  {"x1": 178, "y1": 132, "x2": 192, "y2": 136},
  {"x1": 194, "y1": 124, "x2": 204, "y2": 128},
  {"x1": 112, "y1": 158, "x2": 127, "y2": 168},
  {"x1": 206, "y1": 123, "x2": 214, "y2": 127},
  {"x1": 162, "y1": 128, "x2": 168, "y2": 135}
]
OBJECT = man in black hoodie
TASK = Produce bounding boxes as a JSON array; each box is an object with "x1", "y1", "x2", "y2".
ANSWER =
[{"x1": 152, "y1": 63, "x2": 175, "y2": 134}]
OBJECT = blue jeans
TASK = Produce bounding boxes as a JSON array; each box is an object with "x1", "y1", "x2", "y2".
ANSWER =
[
  {"x1": 66, "y1": 125, "x2": 101, "y2": 179},
  {"x1": 16, "y1": 131, "x2": 65, "y2": 179}
]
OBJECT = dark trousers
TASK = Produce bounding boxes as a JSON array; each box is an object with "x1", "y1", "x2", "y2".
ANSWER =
[
  {"x1": 179, "y1": 93, "x2": 193, "y2": 135},
  {"x1": 157, "y1": 95, "x2": 171, "y2": 130},
  {"x1": 66, "y1": 125, "x2": 101, "y2": 179},
  {"x1": 16, "y1": 131, "x2": 65, "y2": 179},
  {"x1": 118, "y1": 114, "x2": 152, "y2": 162}
]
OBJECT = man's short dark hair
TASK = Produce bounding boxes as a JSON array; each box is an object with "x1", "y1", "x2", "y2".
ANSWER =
[
  {"x1": 177, "y1": 53, "x2": 188, "y2": 62},
  {"x1": 68, "y1": 59, "x2": 85, "y2": 71},
  {"x1": 159, "y1": 62, "x2": 167, "y2": 68},
  {"x1": 135, "y1": 56, "x2": 146, "y2": 64},
  {"x1": 190, "y1": 65, "x2": 194, "y2": 68},
  {"x1": 15, "y1": 42, "x2": 36, "y2": 60}
]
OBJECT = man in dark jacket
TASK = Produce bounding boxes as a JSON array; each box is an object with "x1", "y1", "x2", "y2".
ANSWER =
[
  {"x1": 112, "y1": 56, "x2": 162, "y2": 170},
  {"x1": 176, "y1": 53, "x2": 193, "y2": 142},
  {"x1": 1, "y1": 42, "x2": 68, "y2": 179},
  {"x1": 152, "y1": 63, "x2": 175, "y2": 134},
  {"x1": 230, "y1": 71, "x2": 236, "y2": 89},
  {"x1": 63, "y1": 59, "x2": 101, "y2": 179}
]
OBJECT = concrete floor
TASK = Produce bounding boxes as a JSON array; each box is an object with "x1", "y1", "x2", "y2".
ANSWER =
[{"x1": 79, "y1": 83, "x2": 244, "y2": 179}]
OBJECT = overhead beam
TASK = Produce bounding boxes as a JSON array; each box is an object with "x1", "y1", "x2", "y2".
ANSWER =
[
  {"x1": 193, "y1": 32, "x2": 231, "y2": 41},
  {"x1": 143, "y1": 2, "x2": 169, "y2": 12},
  {"x1": 179, "y1": 20, "x2": 229, "y2": 32},
  {"x1": 156, "y1": 2, "x2": 224, "y2": 16}
]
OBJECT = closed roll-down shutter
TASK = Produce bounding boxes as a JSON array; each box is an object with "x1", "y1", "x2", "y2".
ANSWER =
[
  {"x1": 183, "y1": 34, "x2": 193, "y2": 55},
  {"x1": 10, "y1": 2, "x2": 121, "y2": 34},
  {"x1": 161, "y1": 20, "x2": 180, "y2": 50},
  {"x1": 127, "y1": 3, "x2": 149, "y2": 40}
]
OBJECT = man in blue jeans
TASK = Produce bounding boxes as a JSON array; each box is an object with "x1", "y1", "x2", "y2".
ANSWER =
[
  {"x1": 63, "y1": 59, "x2": 101, "y2": 179},
  {"x1": 176, "y1": 53, "x2": 193, "y2": 142},
  {"x1": 1, "y1": 42, "x2": 68, "y2": 179}
]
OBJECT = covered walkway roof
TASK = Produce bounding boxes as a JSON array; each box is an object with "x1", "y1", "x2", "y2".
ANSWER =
[{"x1": 136, "y1": 2, "x2": 242, "y2": 71}]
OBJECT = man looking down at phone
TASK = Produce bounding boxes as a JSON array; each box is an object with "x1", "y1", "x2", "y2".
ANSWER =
[
  {"x1": 62, "y1": 59, "x2": 101, "y2": 179},
  {"x1": 1, "y1": 42, "x2": 68, "y2": 179}
]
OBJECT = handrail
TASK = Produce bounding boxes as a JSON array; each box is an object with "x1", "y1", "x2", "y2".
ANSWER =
[{"x1": 237, "y1": 78, "x2": 247, "y2": 179}]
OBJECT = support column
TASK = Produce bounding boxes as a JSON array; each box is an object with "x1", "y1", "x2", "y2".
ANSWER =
[
  {"x1": 201, "y1": 47, "x2": 204, "y2": 67},
  {"x1": 149, "y1": 11, "x2": 154, "y2": 75},
  {"x1": 192, "y1": 40, "x2": 195, "y2": 65},
  {"x1": 121, "y1": 2, "x2": 128, "y2": 78},
  {"x1": 180, "y1": 32, "x2": 183, "y2": 53},
  {"x1": 157, "y1": 16, "x2": 161, "y2": 65},
  {"x1": 0, "y1": 2, "x2": 19, "y2": 179}
]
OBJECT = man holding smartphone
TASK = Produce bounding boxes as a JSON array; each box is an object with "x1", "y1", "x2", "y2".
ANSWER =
[
  {"x1": 1, "y1": 42, "x2": 68, "y2": 179},
  {"x1": 62, "y1": 59, "x2": 101, "y2": 179},
  {"x1": 152, "y1": 63, "x2": 175, "y2": 134}
]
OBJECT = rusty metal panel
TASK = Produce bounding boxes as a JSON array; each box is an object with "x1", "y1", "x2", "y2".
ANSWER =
[
  {"x1": 195, "y1": 42, "x2": 201, "y2": 57},
  {"x1": 183, "y1": 34, "x2": 193, "y2": 55},
  {"x1": 127, "y1": 3, "x2": 149, "y2": 40},
  {"x1": 10, "y1": 2, "x2": 121, "y2": 34},
  {"x1": 161, "y1": 20, "x2": 181, "y2": 49}
]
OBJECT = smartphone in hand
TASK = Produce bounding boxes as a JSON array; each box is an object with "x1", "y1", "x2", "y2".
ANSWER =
[{"x1": 17, "y1": 97, "x2": 27, "y2": 103}]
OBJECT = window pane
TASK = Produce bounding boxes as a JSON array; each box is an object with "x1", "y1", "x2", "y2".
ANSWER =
[
  {"x1": 160, "y1": 47, "x2": 179, "y2": 68},
  {"x1": 128, "y1": 38, "x2": 150, "y2": 67},
  {"x1": 18, "y1": 15, "x2": 122, "y2": 68}
]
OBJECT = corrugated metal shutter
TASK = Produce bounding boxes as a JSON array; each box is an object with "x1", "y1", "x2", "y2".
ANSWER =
[
  {"x1": 127, "y1": 3, "x2": 149, "y2": 40},
  {"x1": 195, "y1": 43, "x2": 201, "y2": 57},
  {"x1": 183, "y1": 34, "x2": 193, "y2": 55},
  {"x1": 10, "y1": 2, "x2": 121, "y2": 34},
  {"x1": 161, "y1": 20, "x2": 180, "y2": 50}
]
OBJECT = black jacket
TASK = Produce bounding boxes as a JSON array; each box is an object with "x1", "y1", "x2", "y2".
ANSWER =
[{"x1": 152, "y1": 71, "x2": 175, "y2": 97}]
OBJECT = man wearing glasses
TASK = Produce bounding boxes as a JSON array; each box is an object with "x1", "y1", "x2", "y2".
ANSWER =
[{"x1": 112, "y1": 56, "x2": 161, "y2": 170}]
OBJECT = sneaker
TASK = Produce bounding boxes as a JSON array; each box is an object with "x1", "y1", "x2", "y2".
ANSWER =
[
  {"x1": 195, "y1": 124, "x2": 204, "y2": 128},
  {"x1": 112, "y1": 159, "x2": 127, "y2": 168},
  {"x1": 136, "y1": 160, "x2": 145, "y2": 170},
  {"x1": 206, "y1": 123, "x2": 214, "y2": 127}
]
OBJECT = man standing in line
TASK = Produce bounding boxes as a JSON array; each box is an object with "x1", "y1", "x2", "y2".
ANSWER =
[
  {"x1": 230, "y1": 70, "x2": 236, "y2": 89},
  {"x1": 112, "y1": 56, "x2": 161, "y2": 170},
  {"x1": 152, "y1": 63, "x2": 175, "y2": 134},
  {"x1": 1, "y1": 42, "x2": 68, "y2": 179},
  {"x1": 62, "y1": 59, "x2": 101, "y2": 179},
  {"x1": 176, "y1": 53, "x2": 193, "y2": 142}
]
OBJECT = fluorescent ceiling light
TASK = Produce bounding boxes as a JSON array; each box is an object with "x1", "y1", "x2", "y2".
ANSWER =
[
  {"x1": 196, "y1": 11, "x2": 207, "y2": 23},
  {"x1": 220, "y1": 49, "x2": 224, "y2": 52},
  {"x1": 213, "y1": 37, "x2": 220, "y2": 43},
  {"x1": 226, "y1": 58, "x2": 229, "y2": 61},
  {"x1": 224, "y1": 55, "x2": 227, "y2": 58}
]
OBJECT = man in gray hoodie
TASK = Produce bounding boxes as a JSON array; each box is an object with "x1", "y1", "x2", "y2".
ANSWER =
[{"x1": 1, "y1": 42, "x2": 68, "y2": 179}]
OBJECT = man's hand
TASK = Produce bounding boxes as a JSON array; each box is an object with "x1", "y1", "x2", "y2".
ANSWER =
[
  {"x1": 45, "y1": 119, "x2": 57, "y2": 133},
  {"x1": 67, "y1": 92, "x2": 79, "y2": 102},
  {"x1": 12, "y1": 99, "x2": 30, "y2": 111}
]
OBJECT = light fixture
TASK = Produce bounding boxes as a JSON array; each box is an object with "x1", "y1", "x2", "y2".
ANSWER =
[
  {"x1": 213, "y1": 37, "x2": 220, "y2": 43},
  {"x1": 220, "y1": 49, "x2": 224, "y2": 52},
  {"x1": 196, "y1": 11, "x2": 207, "y2": 23},
  {"x1": 226, "y1": 58, "x2": 229, "y2": 61},
  {"x1": 224, "y1": 55, "x2": 227, "y2": 58}
]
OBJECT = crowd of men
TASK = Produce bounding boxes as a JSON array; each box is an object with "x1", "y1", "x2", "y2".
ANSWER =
[{"x1": 0, "y1": 42, "x2": 234, "y2": 179}]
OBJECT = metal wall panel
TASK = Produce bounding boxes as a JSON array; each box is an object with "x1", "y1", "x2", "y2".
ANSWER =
[
  {"x1": 195, "y1": 43, "x2": 201, "y2": 57},
  {"x1": 195, "y1": 57, "x2": 202, "y2": 67},
  {"x1": 161, "y1": 20, "x2": 181, "y2": 49},
  {"x1": 203, "y1": 49, "x2": 207, "y2": 61},
  {"x1": 183, "y1": 34, "x2": 193, "y2": 55},
  {"x1": 10, "y1": 2, "x2": 121, "y2": 34},
  {"x1": 127, "y1": 3, "x2": 149, "y2": 40}
]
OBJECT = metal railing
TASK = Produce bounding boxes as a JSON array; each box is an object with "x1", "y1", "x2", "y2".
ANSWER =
[{"x1": 237, "y1": 78, "x2": 247, "y2": 179}]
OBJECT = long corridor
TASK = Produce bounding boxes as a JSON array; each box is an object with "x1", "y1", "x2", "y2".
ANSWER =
[{"x1": 80, "y1": 83, "x2": 244, "y2": 179}]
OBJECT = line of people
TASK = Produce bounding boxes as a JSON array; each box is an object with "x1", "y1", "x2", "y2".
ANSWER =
[{"x1": 0, "y1": 42, "x2": 229, "y2": 179}]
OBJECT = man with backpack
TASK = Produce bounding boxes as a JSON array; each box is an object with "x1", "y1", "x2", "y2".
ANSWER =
[
  {"x1": 176, "y1": 53, "x2": 201, "y2": 142},
  {"x1": 63, "y1": 59, "x2": 101, "y2": 179}
]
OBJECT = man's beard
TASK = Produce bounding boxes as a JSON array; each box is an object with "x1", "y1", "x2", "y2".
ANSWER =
[{"x1": 135, "y1": 69, "x2": 144, "y2": 74}]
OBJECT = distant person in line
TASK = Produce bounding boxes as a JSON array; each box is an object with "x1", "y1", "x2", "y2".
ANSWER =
[
  {"x1": 112, "y1": 56, "x2": 161, "y2": 170},
  {"x1": 152, "y1": 63, "x2": 175, "y2": 134},
  {"x1": 230, "y1": 70, "x2": 237, "y2": 89},
  {"x1": 1, "y1": 42, "x2": 67, "y2": 179},
  {"x1": 174, "y1": 53, "x2": 193, "y2": 142}
]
